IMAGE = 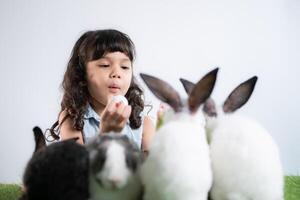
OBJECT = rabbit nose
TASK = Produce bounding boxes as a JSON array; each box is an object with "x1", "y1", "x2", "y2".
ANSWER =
[{"x1": 108, "y1": 177, "x2": 121, "y2": 187}]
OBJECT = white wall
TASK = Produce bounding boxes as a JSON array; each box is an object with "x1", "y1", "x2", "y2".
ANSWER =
[{"x1": 0, "y1": 0, "x2": 299, "y2": 183}]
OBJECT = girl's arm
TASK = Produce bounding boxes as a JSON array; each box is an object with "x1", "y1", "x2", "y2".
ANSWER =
[
  {"x1": 59, "y1": 110, "x2": 84, "y2": 144},
  {"x1": 141, "y1": 116, "x2": 156, "y2": 155}
]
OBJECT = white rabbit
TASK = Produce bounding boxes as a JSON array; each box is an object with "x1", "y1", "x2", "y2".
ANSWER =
[
  {"x1": 86, "y1": 133, "x2": 143, "y2": 200},
  {"x1": 140, "y1": 68, "x2": 218, "y2": 200},
  {"x1": 180, "y1": 76, "x2": 284, "y2": 200}
]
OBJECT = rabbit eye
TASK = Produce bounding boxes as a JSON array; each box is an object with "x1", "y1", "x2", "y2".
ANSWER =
[
  {"x1": 126, "y1": 151, "x2": 138, "y2": 171},
  {"x1": 91, "y1": 150, "x2": 107, "y2": 173}
]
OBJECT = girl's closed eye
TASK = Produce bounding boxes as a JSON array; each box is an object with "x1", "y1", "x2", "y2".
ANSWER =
[
  {"x1": 121, "y1": 65, "x2": 131, "y2": 70},
  {"x1": 99, "y1": 64, "x2": 110, "y2": 68}
]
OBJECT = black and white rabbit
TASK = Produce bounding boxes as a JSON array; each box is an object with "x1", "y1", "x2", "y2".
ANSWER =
[
  {"x1": 19, "y1": 126, "x2": 89, "y2": 200},
  {"x1": 139, "y1": 68, "x2": 218, "y2": 200},
  {"x1": 86, "y1": 133, "x2": 143, "y2": 200},
  {"x1": 180, "y1": 76, "x2": 284, "y2": 200},
  {"x1": 32, "y1": 126, "x2": 46, "y2": 153}
]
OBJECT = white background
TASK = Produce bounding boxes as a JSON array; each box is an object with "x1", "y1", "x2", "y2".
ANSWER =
[{"x1": 0, "y1": 0, "x2": 299, "y2": 183}]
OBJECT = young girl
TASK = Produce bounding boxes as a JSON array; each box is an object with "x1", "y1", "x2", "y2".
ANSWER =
[{"x1": 52, "y1": 29, "x2": 156, "y2": 153}]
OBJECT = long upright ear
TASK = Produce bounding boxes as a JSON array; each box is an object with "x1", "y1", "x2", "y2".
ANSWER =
[
  {"x1": 140, "y1": 73, "x2": 183, "y2": 112},
  {"x1": 223, "y1": 76, "x2": 258, "y2": 113},
  {"x1": 179, "y1": 78, "x2": 195, "y2": 95},
  {"x1": 188, "y1": 68, "x2": 218, "y2": 113},
  {"x1": 33, "y1": 126, "x2": 46, "y2": 153}
]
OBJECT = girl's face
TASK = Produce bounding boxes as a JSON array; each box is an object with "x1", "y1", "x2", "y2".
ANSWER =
[{"x1": 86, "y1": 51, "x2": 133, "y2": 106}]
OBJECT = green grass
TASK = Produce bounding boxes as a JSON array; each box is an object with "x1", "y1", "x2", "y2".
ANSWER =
[
  {"x1": 285, "y1": 176, "x2": 300, "y2": 200},
  {"x1": 0, "y1": 176, "x2": 299, "y2": 200},
  {"x1": 0, "y1": 184, "x2": 21, "y2": 200}
]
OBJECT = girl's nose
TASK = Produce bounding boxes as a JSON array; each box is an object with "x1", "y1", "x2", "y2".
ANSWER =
[
  {"x1": 110, "y1": 74, "x2": 121, "y2": 78},
  {"x1": 110, "y1": 67, "x2": 121, "y2": 79}
]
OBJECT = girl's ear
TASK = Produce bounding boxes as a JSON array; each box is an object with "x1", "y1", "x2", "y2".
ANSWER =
[
  {"x1": 140, "y1": 73, "x2": 183, "y2": 112},
  {"x1": 188, "y1": 68, "x2": 218, "y2": 113},
  {"x1": 223, "y1": 76, "x2": 258, "y2": 113}
]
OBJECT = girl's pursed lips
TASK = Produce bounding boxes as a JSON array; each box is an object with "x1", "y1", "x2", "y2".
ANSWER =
[
  {"x1": 108, "y1": 84, "x2": 121, "y2": 93},
  {"x1": 108, "y1": 88, "x2": 120, "y2": 94},
  {"x1": 108, "y1": 83, "x2": 121, "y2": 89}
]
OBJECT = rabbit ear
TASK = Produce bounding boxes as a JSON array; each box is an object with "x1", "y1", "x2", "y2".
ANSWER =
[
  {"x1": 223, "y1": 76, "x2": 258, "y2": 113},
  {"x1": 180, "y1": 78, "x2": 195, "y2": 95},
  {"x1": 140, "y1": 73, "x2": 183, "y2": 112},
  {"x1": 180, "y1": 77, "x2": 218, "y2": 116},
  {"x1": 188, "y1": 68, "x2": 218, "y2": 113},
  {"x1": 203, "y1": 98, "x2": 217, "y2": 117},
  {"x1": 33, "y1": 126, "x2": 46, "y2": 153}
]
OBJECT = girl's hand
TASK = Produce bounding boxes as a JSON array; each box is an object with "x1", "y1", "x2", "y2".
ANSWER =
[{"x1": 99, "y1": 100, "x2": 132, "y2": 133}]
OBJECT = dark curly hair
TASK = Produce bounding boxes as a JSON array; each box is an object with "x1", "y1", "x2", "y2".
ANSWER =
[{"x1": 60, "y1": 29, "x2": 144, "y2": 133}]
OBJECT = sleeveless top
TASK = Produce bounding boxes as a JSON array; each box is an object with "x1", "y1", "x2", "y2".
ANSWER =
[{"x1": 82, "y1": 104, "x2": 145, "y2": 148}]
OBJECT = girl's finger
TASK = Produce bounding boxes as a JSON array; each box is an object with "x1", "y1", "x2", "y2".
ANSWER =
[
  {"x1": 101, "y1": 100, "x2": 117, "y2": 121},
  {"x1": 114, "y1": 105, "x2": 131, "y2": 131},
  {"x1": 115, "y1": 102, "x2": 126, "y2": 116},
  {"x1": 114, "y1": 104, "x2": 129, "y2": 123},
  {"x1": 122, "y1": 105, "x2": 132, "y2": 120}
]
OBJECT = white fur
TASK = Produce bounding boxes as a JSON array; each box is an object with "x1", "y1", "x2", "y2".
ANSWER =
[
  {"x1": 99, "y1": 141, "x2": 130, "y2": 189},
  {"x1": 207, "y1": 111, "x2": 284, "y2": 200},
  {"x1": 89, "y1": 141, "x2": 142, "y2": 200},
  {"x1": 141, "y1": 109, "x2": 212, "y2": 200}
]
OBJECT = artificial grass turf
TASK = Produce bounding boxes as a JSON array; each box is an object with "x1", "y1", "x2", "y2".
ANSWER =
[
  {"x1": 0, "y1": 184, "x2": 22, "y2": 200},
  {"x1": 284, "y1": 176, "x2": 300, "y2": 200},
  {"x1": 0, "y1": 176, "x2": 299, "y2": 200}
]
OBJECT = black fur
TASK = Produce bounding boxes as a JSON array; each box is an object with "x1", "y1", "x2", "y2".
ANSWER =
[
  {"x1": 32, "y1": 126, "x2": 46, "y2": 153},
  {"x1": 20, "y1": 135, "x2": 89, "y2": 200}
]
